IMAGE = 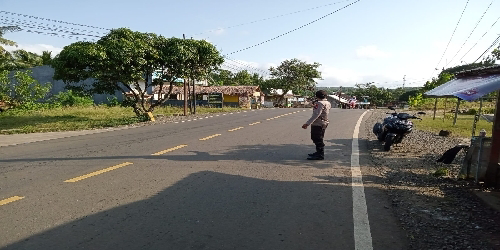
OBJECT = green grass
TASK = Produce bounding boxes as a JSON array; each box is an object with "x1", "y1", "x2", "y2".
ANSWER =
[
  {"x1": 0, "y1": 106, "x2": 243, "y2": 134},
  {"x1": 413, "y1": 114, "x2": 493, "y2": 138}
]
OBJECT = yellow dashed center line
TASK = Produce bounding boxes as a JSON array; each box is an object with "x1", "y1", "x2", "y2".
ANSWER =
[
  {"x1": 64, "y1": 162, "x2": 133, "y2": 183},
  {"x1": 249, "y1": 122, "x2": 261, "y2": 126},
  {"x1": 152, "y1": 144, "x2": 188, "y2": 156},
  {"x1": 0, "y1": 196, "x2": 24, "y2": 206},
  {"x1": 199, "y1": 134, "x2": 222, "y2": 141},
  {"x1": 228, "y1": 127, "x2": 244, "y2": 132}
]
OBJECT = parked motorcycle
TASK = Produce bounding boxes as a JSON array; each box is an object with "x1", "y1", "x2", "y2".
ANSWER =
[{"x1": 373, "y1": 107, "x2": 425, "y2": 151}]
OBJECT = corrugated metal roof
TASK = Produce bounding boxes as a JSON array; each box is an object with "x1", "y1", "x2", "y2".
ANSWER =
[
  {"x1": 425, "y1": 64, "x2": 500, "y2": 100},
  {"x1": 424, "y1": 74, "x2": 500, "y2": 101}
]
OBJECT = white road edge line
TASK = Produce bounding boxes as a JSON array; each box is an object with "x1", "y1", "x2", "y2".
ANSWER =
[{"x1": 351, "y1": 110, "x2": 373, "y2": 250}]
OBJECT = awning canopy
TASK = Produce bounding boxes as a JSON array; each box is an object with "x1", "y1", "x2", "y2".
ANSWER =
[{"x1": 424, "y1": 74, "x2": 500, "y2": 101}]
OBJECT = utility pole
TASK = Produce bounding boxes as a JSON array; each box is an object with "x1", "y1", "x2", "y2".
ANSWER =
[
  {"x1": 183, "y1": 34, "x2": 188, "y2": 116},
  {"x1": 403, "y1": 75, "x2": 406, "y2": 90},
  {"x1": 193, "y1": 76, "x2": 196, "y2": 114},
  {"x1": 190, "y1": 37, "x2": 196, "y2": 114}
]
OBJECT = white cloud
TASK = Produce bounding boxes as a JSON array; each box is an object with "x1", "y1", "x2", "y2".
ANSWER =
[
  {"x1": 356, "y1": 45, "x2": 389, "y2": 59},
  {"x1": 4, "y1": 44, "x2": 63, "y2": 55}
]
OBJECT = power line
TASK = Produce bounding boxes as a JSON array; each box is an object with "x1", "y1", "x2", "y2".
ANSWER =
[
  {"x1": 457, "y1": 14, "x2": 500, "y2": 65},
  {"x1": 227, "y1": 0, "x2": 361, "y2": 55},
  {"x1": 221, "y1": 61, "x2": 263, "y2": 75},
  {"x1": 429, "y1": 0, "x2": 470, "y2": 79},
  {"x1": 445, "y1": 0, "x2": 494, "y2": 67},
  {"x1": 0, "y1": 16, "x2": 107, "y2": 35},
  {"x1": 0, "y1": 11, "x2": 110, "y2": 30},
  {"x1": 192, "y1": 0, "x2": 352, "y2": 36},
  {"x1": 473, "y1": 35, "x2": 500, "y2": 63},
  {"x1": 223, "y1": 56, "x2": 269, "y2": 75},
  {"x1": 0, "y1": 18, "x2": 101, "y2": 38}
]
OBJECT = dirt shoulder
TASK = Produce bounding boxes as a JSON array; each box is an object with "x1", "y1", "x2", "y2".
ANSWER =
[{"x1": 360, "y1": 109, "x2": 500, "y2": 250}]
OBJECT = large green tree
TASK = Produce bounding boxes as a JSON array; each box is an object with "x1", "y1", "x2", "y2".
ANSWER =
[
  {"x1": 52, "y1": 28, "x2": 223, "y2": 118},
  {"x1": 209, "y1": 69, "x2": 265, "y2": 87},
  {"x1": 266, "y1": 58, "x2": 321, "y2": 103},
  {"x1": 352, "y1": 82, "x2": 394, "y2": 106}
]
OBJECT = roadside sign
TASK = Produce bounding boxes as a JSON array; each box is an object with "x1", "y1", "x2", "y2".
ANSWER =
[{"x1": 208, "y1": 92, "x2": 223, "y2": 108}]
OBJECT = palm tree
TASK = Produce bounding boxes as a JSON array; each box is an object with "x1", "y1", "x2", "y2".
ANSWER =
[
  {"x1": 0, "y1": 26, "x2": 21, "y2": 71},
  {"x1": 0, "y1": 26, "x2": 21, "y2": 51}
]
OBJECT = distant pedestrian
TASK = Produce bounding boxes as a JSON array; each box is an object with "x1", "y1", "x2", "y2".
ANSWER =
[{"x1": 302, "y1": 90, "x2": 331, "y2": 160}]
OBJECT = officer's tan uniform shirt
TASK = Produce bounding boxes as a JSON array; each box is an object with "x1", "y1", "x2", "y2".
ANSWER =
[{"x1": 306, "y1": 99, "x2": 331, "y2": 127}]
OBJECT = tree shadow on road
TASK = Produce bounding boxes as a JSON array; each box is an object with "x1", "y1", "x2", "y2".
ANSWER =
[
  {"x1": 2, "y1": 171, "x2": 358, "y2": 250},
  {"x1": 0, "y1": 139, "x2": 359, "y2": 169}
]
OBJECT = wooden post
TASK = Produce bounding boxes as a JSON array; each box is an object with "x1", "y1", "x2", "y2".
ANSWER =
[
  {"x1": 433, "y1": 98, "x2": 438, "y2": 120},
  {"x1": 453, "y1": 97, "x2": 460, "y2": 126},
  {"x1": 443, "y1": 98, "x2": 447, "y2": 121},
  {"x1": 183, "y1": 34, "x2": 188, "y2": 116},
  {"x1": 485, "y1": 91, "x2": 500, "y2": 187},
  {"x1": 192, "y1": 78, "x2": 196, "y2": 114}
]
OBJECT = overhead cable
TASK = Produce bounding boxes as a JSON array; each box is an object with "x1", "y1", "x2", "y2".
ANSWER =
[
  {"x1": 0, "y1": 10, "x2": 110, "y2": 30},
  {"x1": 193, "y1": 0, "x2": 352, "y2": 36},
  {"x1": 473, "y1": 35, "x2": 500, "y2": 63},
  {"x1": 227, "y1": 0, "x2": 361, "y2": 55},
  {"x1": 445, "y1": 0, "x2": 494, "y2": 67},
  {"x1": 430, "y1": 0, "x2": 470, "y2": 79},
  {"x1": 457, "y1": 14, "x2": 500, "y2": 65}
]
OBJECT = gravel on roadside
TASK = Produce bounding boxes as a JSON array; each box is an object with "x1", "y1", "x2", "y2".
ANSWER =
[{"x1": 361, "y1": 109, "x2": 500, "y2": 250}]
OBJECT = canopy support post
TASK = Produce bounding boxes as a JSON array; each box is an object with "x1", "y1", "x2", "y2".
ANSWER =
[
  {"x1": 453, "y1": 97, "x2": 460, "y2": 126},
  {"x1": 433, "y1": 98, "x2": 438, "y2": 120},
  {"x1": 443, "y1": 98, "x2": 447, "y2": 121}
]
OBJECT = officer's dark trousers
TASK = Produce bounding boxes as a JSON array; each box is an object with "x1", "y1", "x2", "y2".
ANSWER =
[{"x1": 311, "y1": 125, "x2": 327, "y2": 156}]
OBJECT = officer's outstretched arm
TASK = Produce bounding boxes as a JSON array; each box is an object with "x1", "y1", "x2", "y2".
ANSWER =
[{"x1": 305, "y1": 102, "x2": 323, "y2": 125}]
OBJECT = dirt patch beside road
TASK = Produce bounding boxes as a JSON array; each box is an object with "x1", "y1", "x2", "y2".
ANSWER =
[{"x1": 361, "y1": 110, "x2": 500, "y2": 250}]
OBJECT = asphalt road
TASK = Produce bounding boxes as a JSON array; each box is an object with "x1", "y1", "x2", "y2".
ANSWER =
[{"x1": 0, "y1": 108, "x2": 406, "y2": 250}]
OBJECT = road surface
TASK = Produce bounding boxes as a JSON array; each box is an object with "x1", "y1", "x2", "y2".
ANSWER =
[{"x1": 0, "y1": 108, "x2": 406, "y2": 250}]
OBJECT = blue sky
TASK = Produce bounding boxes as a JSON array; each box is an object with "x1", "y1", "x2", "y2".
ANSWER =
[{"x1": 2, "y1": 0, "x2": 499, "y2": 88}]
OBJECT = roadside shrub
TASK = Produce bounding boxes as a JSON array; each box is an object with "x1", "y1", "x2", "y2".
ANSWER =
[
  {"x1": 465, "y1": 108, "x2": 477, "y2": 115},
  {"x1": 433, "y1": 167, "x2": 449, "y2": 177},
  {"x1": 51, "y1": 90, "x2": 94, "y2": 107},
  {"x1": 107, "y1": 96, "x2": 121, "y2": 107},
  {"x1": 0, "y1": 70, "x2": 52, "y2": 108}
]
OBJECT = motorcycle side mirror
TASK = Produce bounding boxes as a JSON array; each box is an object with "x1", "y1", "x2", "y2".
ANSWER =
[{"x1": 417, "y1": 112, "x2": 426, "y2": 115}]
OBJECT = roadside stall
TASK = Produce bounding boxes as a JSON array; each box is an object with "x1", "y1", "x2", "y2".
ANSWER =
[{"x1": 424, "y1": 65, "x2": 500, "y2": 186}]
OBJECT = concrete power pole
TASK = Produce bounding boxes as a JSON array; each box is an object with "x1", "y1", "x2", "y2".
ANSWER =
[
  {"x1": 403, "y1": 75, "x2": 406, "y2": 90},
  {"x1": 183, "y1": 34, "x2": 188, "y2": 116}
]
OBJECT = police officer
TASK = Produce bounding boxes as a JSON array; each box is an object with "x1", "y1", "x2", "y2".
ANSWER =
[{"x1": 302, "y1": 90, "x2": 331, "y2": 160}]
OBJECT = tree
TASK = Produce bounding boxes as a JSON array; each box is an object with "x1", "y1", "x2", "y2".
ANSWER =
[
  {"x1": 352, "y1": 82, "x2": 393, "y2": 106},
  {"x1": 0, "y1": 26, "x2": 20, "y2": 51},
  {"x1": 267, "y1": 59, "x2": 321, "y2": 103},
  {"x1": 0, "y1": 70, "x2": 52, "y2": 108},
  {"x1": 422, "y1": 72, "x2": 454, "y2": 92},
  {"x1": 52, "y1": 28, "x2": 223, "y2": 118},
  {"x1": 208, "y1": 69, "x2": 266, "y2": 87},
  {"x1": 209, "y1": 69, "x2": 234, "y2": 86},
  {"x1": 41, "y1": 51, "x2": 53, "y2": 65}
]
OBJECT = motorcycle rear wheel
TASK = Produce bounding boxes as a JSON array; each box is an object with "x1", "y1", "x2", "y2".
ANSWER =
[{"x1": 384, "y1": 136, "x2": 393, "y2": 151}]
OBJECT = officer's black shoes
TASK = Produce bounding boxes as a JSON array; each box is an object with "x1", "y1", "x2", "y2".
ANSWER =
[
  {"x1": 308, "y1": 152, "x2": 319, "y2": 156},
  {"x1": 307, "y1": 155, "x2": 324, "y2": 160}
]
